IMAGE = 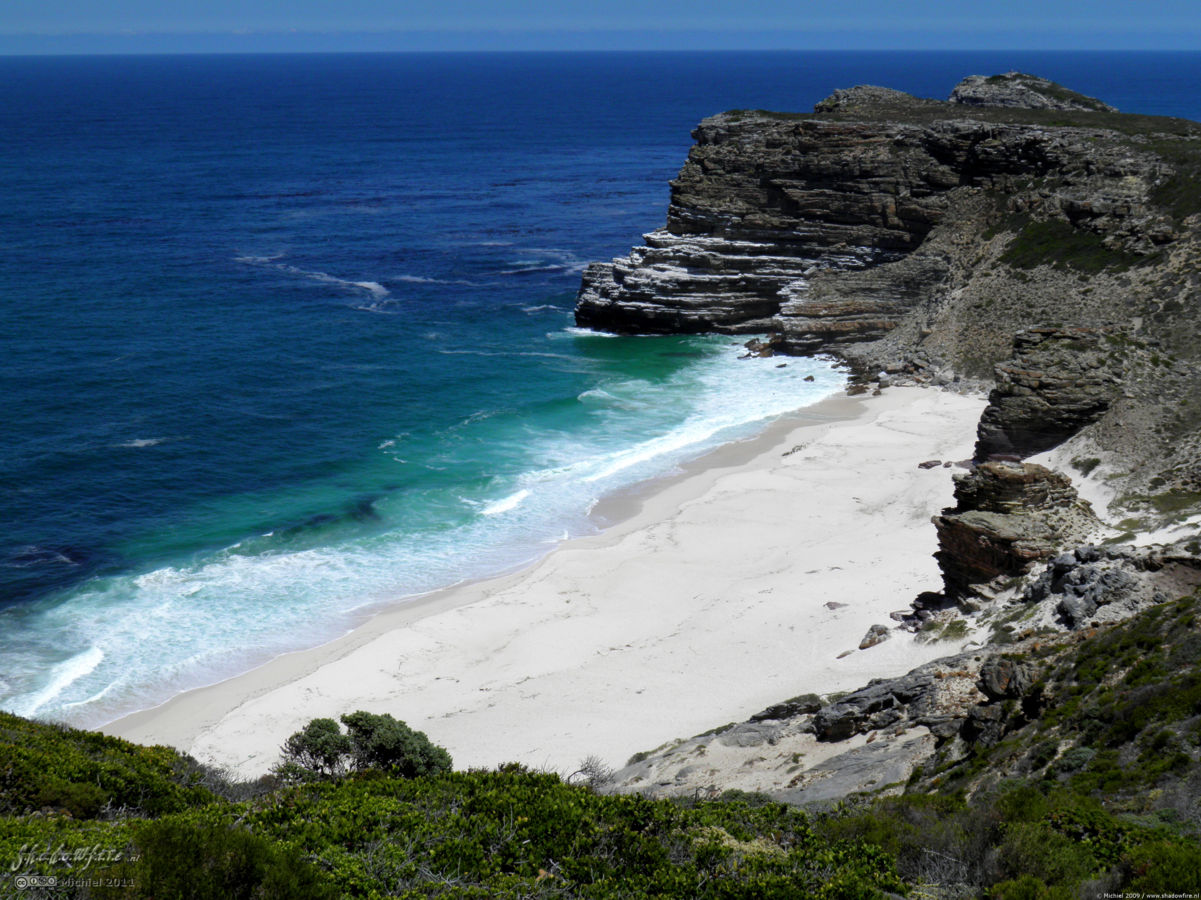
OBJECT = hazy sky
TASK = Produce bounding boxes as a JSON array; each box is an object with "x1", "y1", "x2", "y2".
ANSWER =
[{"x1": 2, "y1": 0, "x2": 1199, "y2": 54}]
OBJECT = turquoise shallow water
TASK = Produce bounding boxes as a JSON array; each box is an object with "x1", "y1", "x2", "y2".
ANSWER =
[{"x1": 3, "y1": 51, "x2": 1200, "y2": 726}]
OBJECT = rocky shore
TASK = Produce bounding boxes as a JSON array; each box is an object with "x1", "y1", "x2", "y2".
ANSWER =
[{"x1": 575, "y1": 73, "x2": 1201, "y2": 804}]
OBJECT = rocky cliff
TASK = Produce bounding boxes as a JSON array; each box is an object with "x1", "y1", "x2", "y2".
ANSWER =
[
  {"x1": 576, "y1": 74, "x2": 1201, "y2": 809},
  {"x1": 577, "y1": 72, "x2": 1201, "y2": 512}
]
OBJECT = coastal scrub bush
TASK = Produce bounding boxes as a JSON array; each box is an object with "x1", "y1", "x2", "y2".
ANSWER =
[
  {"x1": 93, "y1": 817, "x2": 336, "y2": 900},
  {"x1": 1000, "y1": 219, "x2": 1142, "y2": 273},
  {"x1": 279, "y1": 717, "x2": 352, "y2": 779},
  {"x1": 809, "y1": 781, "x2": 1201, "y2": 897},
  {"x1": 243, "y1": 769, "x2": 906, "y2": 898},
  {"x1": 340, "y1": 710, "x2": 452, "y2": 777},
  {"x1": 1070, "y1": 456, "x2": 1101, "y2": 477},
  {"x1": 1120, "y1": 839, "x2": 1201, "y2": 893},
  {"x1": 276, "y1": 711, "x2": 452, "y2": 781},
  {"x1": 0, "y1": 711, "x2": 215, "y2": 818}
]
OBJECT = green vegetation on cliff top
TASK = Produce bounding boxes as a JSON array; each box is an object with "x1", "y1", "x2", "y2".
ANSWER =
[{"x1": 731, "y1": 98, "x2": 1201, "y2": 141}]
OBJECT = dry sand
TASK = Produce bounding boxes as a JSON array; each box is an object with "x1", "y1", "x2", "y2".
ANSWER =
[{"x1": 107, "y1": 385, "x2": 986, "y2": 779}]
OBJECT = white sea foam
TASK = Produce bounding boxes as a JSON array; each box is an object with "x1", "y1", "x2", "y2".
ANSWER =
[
  {"x1": 353, "y1": 281, "x2": 389, "y2": 297},
  {"x1": 577, "y1": 388, "x2": 617, "y2": 404},
  {"x1": 62, "y1": 682, "x2": 117, "y2": 710},
  {"x1": 233, "y1": 253, "x2": 286, "y2": 264},
  {"x1": 437, "y1": 349, "x2": 577, "y2": 362},
  {"x1": 395, "y1": 274, "x2": 476, "y2": 285},
  {"x1": 352, "y1": 298, "x2": 404, "y2": 314},
  {"x1": 500, "y1": 264, "x2": 568, "y2": 275},
  {"x1": 560, "y1": 327, "x2": 619, "y2": 338},
  {"x1": 16, "y1": 646, "x2": 105, "y2": 717},
  {"x1": 238, "y1": 256, "x2": 390, "y2": 298},
  {"x1": 501, "y1": 247, "x2": 588, "y2": 276},
  {"x1": 482, "y1": 489, "x2": 531, "y2": 517},
  {"x1": 2, "y1": 546, "x2": 77, "y2": 568},
  {"x1": 118, "y1": 437, "x2": 167, "y2": 448}
]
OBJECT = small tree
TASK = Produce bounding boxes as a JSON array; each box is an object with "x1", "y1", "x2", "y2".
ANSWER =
[
  {"x1": 275, "y1": 712, "x2": 452, "y2": 781},
  {"x1": 278, "y1": 717, "x2": 352, "y2": 779},
  {"x1": 340, "y1": 711, "x2": 453, "y2": 778}
]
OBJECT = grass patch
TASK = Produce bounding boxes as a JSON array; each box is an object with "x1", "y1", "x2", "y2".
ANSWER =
[
  {"x1": 1148, "y1": 489, "x2": 1201, "y2": 515},
  {"x1": 940, "y1": 620, "x2": 970, "y2": 641}
]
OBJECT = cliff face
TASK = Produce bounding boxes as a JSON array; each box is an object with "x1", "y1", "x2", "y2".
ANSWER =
[
  {"x1": 576, "y1": 91, "x2": 1193, "y2": 353},
  {"x1": 973, "y1": 327, "x2": 1121, "y2": 462},
  {"x1": 576, "y1": 79, "x2": 1201, "y2": 500},
  {"x1": 575, "y1": 111, "x2": 949, "y2": 339}
]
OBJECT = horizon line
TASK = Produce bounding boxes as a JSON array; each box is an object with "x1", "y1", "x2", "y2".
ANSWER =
[
  {"x1": 4, "y1": 46, "x2": 1201, "y2": 57},
  {"x1": 3, "y1": 26, "x2": 1200, "y2": 56}
]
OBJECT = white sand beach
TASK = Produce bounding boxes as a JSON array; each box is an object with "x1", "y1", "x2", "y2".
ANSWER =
[{"x1": 107, "y1": 385, "x2": 986, "y2": 779}]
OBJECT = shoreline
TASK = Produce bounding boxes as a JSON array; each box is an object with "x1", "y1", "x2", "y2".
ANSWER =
[
  {"x1": 106, "y1": 385, "x2": 987, "y2": 778},
  {"x1": 91, "y1": 385, "x2": 854, "y2": 729}
]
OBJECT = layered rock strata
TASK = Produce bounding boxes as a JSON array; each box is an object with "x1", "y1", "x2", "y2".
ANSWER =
[
  {"x1": 575, "y1": 86, "x2": 1187, "y2": 361},
  {"x1": 974, "y1": 327, "x2": 1122, "y2": 462},
  {"x1": 932, "y1": 461, "x2": 1099, "y2": 598}
]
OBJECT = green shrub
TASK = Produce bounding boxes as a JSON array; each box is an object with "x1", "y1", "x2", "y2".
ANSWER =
[
  {"x1": 1071, "y1": 457, "x2": 1101, "y2": 477},
  {"x1": 94, "y1": 818, "x2": 335, "y2": 900},
  {"x1": 1000, "y1": 219, "x2": 1142, "y2": 273},
  {"x1": 1122, "y1": 839, "x2": 1201, "y2": 893},
  {"x1": 275, "y1": 711, "x2": 452, "y2": 781},
  {"x1": 279, "y1": 717, "x2": 352, "y2": 779},
  {"x1": 245, "y1": 770, "x2": 905, "y2": 898},
  {"x1": 989, "y1": 873, "x2": 1073, "y2": 899},
  {"x1": 340, "y1": 710, "x2": 452, "y2": 777},
  {"x1": 0, "y1": 712, "x2": 216, "y2": 817}
]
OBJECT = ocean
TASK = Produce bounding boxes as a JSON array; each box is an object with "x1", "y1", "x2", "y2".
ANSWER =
[{"x1": 3, "y1": 50, "x2": 1200, "y2": 727}]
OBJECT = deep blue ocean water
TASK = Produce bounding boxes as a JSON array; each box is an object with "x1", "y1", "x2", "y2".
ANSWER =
[{"x1": 3, "y1": 51, "x2": 1200, "y2": 726}]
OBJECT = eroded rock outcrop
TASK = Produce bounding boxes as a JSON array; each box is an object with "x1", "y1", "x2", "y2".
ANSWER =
[
  {"x1": 974, "y1": 327, "x2": 1122, "y2": 461},
  {"x1": 932, "y1": 461, "x2": 1099, "y2": 598},
  {"x1": 1020, "y1": 543, "x2": 1201, "y2": 629},
  {"x1": 950, "y1": 72, "x2": 1117, "y2": 112}
]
